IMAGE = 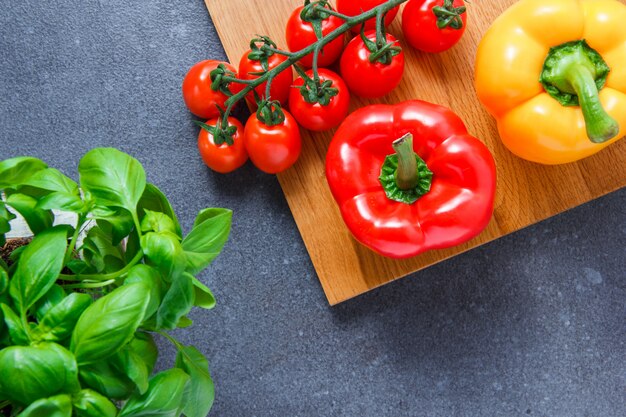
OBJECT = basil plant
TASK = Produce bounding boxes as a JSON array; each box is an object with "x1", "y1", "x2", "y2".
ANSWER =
[{"x1": 0, "y1": 148, "x2": 230, "y2": 417}]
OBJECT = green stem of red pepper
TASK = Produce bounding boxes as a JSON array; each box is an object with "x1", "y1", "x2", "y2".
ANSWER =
[
  {"x1": 393, "y1": 134, "x2": 420, "y2": 190},
  {"x1": 379, "y1": 133, "x2": 433, "y2": 204}
]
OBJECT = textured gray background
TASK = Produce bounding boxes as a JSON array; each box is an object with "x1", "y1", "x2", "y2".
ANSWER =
[{"x1": 1, "y1": 1, "x2": 625, "y2": 416}]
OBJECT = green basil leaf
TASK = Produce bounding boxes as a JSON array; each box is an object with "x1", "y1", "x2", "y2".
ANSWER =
[
  {"x1": 0, "y1": 311, "x2": 9, "y2": 348},
  {"x1": 78, "y1": 148, "x2": 146, "y2": 214},
  {"x1": 81, "y1": 226, "x2": 125, "y2": 274},
  {"x1": 0, "y1": 268, "x2": 8, "y2": 295},
  {"x1": 125, "y1": 228, "x2": 141, "y2": 263},
  {"x1": 175, "y1": 345, "x2": 214, "y2": 417},
  {"x1": 9, "y1": 227, "x2": 68, "y2": 312},
  {"x1": 156, "y1": 272, "x2": 193, "y2": 331},
  {"x1": 93, "y1": 206, "x2": 134, "y2": 246},
  {"x1": 0, "y1": 303, "x2": 29, "y2": 345},
  {"x1": 17, "y1": 394, "x2": 72, "y2": 417},
  {"x1": 9, "y1": 244, "x2": 27, "y2": 266},
  {"x1": 70, "y1": 283, "x2": 149, "y2": 366},
  {"x1": 125, "y1": 264, "x2": 162, "y2": 321},
  {"x1": 0, "y1": 157, "x2": 47, "y2": 189},
  {"x1": 5, "y1": 193, "x2": 54, "y2": 235},
  {"x1": 66, "y1": 258, "x2": 88, "y2": 274},
  {"x1": 138, "y1": 184, "x2": 182, "y2": 237},
  {"x1": 177, "y1": 316, "x2": 193, "y2": 328},
  {"x1": 72, "y1": 389, "x2": 117, "y2": 417},
  {"x1": 34, "y1": 284, "x2": 66, "y2": 322},
  {"x1": 110, "y1": 345, "x2": 149, "y2": 395},
  {"x1": 118, "y1": 368, "x2": 190, "y2": 417},
  {"x1": 191, "y1": 275, "x2": 216, "y2": 310},
  {"x1": 35, "y1": 293, "x2": 92, "y2": 342},
  {"x1": 9, "y1": 184, "x2": 50, "y2": 199},
  {"x1": 182, "y1": 208, "x2": 231, "y2": 274},
  {"x1": 0, "y1": 342, "x2": 80, "y2": 405},
  {"x1": 141, "y1": 232, "x2": 186, "y2": 282},
  {"x1": 36, "y1": 192, "x2": 85, "y2": 212},
  {"x1": 140, "y1": 209, "x2": 178, "y2": 237},
  {"x1": 78, "y1": 361, "x2": 136, "y2": 400},
  {"x1": 0, "y1": 201, "x2": 16, "y2": 247},
  {"x1": 22, "y1": 168, "x2": 78, "y2": 195},
  {"x1": 129, "y1": 332, "x2": 158, "y2": 375}
]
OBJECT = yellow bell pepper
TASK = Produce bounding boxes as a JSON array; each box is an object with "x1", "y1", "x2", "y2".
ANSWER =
[{"x1": 474, "y1": 0, "x2": 626, "y2": 164}]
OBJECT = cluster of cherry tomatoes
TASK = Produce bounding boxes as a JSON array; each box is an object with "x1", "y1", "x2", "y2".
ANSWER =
[{"x1": 182, "y1": 0, "x2": 467, "y2": 174}]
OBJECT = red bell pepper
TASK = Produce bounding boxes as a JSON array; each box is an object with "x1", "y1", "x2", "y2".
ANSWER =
[{"x1": 325, "y1": 100, "x2": 496, "y2": 258}]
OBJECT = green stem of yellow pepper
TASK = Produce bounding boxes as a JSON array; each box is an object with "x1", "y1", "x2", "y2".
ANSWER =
[
  {"x1": 540, "y1": 40, "x2": 619, "y2": 144},
  {"x1": 567, "y1": 65, "x2": 620, "y2": 143}
]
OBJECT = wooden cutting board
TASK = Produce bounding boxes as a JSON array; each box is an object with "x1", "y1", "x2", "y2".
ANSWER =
[{"x1": 205, "y1": 0, "x2": 626, "y2": 305}]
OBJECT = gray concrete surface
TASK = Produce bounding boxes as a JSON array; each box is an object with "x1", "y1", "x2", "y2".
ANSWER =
[{"x1": 1, "y1": 1, "x2": 624, "y2": 416}]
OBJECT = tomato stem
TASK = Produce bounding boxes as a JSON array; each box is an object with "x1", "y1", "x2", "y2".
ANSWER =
[
  {"x1": 315, "y1": 6, "x2": 351, "y2": 21},
  {"x1": 261, "y1": 46, "x2": 295, "y2": 57},
  {"x1": 221, "y1": 76, "x2": 255, "y2": 85}
]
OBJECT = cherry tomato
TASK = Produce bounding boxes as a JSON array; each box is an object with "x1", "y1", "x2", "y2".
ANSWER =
[
  {"x1": 244, "y1": 110, "x2": 301, "y2": 174},
  {"x1": 335, "y1": 0, "x2": 399, "y2": 33},
  {"x1": 182, "y1": 60, "x2": 238, "y2": 119},
  {"x1": 339, "y1": 30, "x2": 404, "y2": 98},
  {"x1": 238, "y1": 49, "x2": 293, "y2": 106},
  {"x1": 285, "y1": 4, "x2": 345, "y2": 68},
  {"x1": 197, "y1": 117, "x2": 248, "y2": 174},
  {"x1": 402, "y1": 0, "x2": 467, "y2": 53},
  {"x1": 289, "y1": 69, "x2": 350, "y2": 131}
]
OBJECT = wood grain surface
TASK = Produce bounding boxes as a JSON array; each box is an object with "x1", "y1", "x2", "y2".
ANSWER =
[{"x1": 205, "y1": 0, "x2": 626, "y2": 305}]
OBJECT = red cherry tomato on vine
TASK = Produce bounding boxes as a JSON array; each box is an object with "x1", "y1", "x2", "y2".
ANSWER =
[
  {"x1": 244, "y1": 110, "x2": 301, "y2": 174},
  {"x1": 335, "y1": 0, "x2": 399, "y2": 33},
  {"x1": 182, "y1": 60, "x2": 238, "y2": 119},
  {"x1": 238, "y1": 50, "x2": 293, "y2": 106},
  {"x1": 289, "y1": 68, "x2": 350, "y2": 132},
  {"x1": 402, "y1": 0, "x2": 467, "y2": 53},
  {"x1": 285, "y1": 4, "x2": 345, "y2": 68},
  {"x1": 339, "y1": 30, "x2": 404, "y2": 99},
  {"x1": 197, "y1": 117, "x2": 248, "y2": 174}
]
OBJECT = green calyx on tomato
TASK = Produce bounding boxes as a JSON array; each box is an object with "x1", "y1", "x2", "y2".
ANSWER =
[
  {"x1": 289, "y1": 68, "x2": 350, "y2": 131},
  {"x1": 340, "y1": 30, "x2": 405, "y2": 98},
  {"x1": 293, "y1": 65, "x2": 338, "y2": 106},
  {"x1": 379, "y1": 133, "x2": 433, "y2": 204},
  {"x1": 256, "y1": 100, "x2": 286, "y2": 127},
  {"x1": 401, "y1": 0, "x2": 467, "y2": 53},
  {"x1": 360, "y1": 25, "x2": 401, "y2": 65},
  {"x1": 433, "y1": 0, "x2": 466, "y2": 30},
  {"x1": 194, "y1": 118, "x2": 237, "y2": 146},
  {"x1": 246, "y1": 35, "x2": 280, "y2": 72},
  {"x1": 209, "y1": 63, "x2": 237, "y2": 97},
  {"x1": 197, "y1": 117, "x2": 248, "y2": 173},
  {"x1": 300, "y1": 0, "x2": 335, "y2": 39},
  {"x1": 182, "y1": 60, "x2": 238, "y2": 119}
]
